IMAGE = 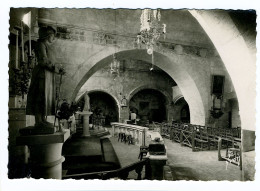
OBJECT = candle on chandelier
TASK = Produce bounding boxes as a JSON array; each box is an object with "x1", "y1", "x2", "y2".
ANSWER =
[
  {"x1": 158, "y1": 10, "x2": 161, "y2": 21},
  {"x1": 21, "y1": 21, "x2": 24, "y2": 62},
  {"x1": 153, "y1": 10, "x2": 157, "y2": 19},
  {"x1": 29, "y1": 26, "x2": 31, "y2": 56},
  {"x1": 163, "y1": 24, "x2": 166, "y2": 33},
  {"x1": 15, "y1": 30, "x2": 19, "y2": 69},
  {"x1": 147, "y1": 9, "x2": 150, "y2": 22}
]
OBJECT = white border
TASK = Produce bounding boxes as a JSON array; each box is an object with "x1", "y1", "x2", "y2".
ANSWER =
[{"x1": 1, "y1": 1, "x2": 259, "y2": 191}]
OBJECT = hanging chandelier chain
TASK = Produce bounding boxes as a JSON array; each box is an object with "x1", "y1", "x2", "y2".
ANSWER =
[
  {"x1": 110, "y1": 9, "x2": 120, "y2": 77},
  {"x1": 137, "y1": 9, "x2": 166, "y2": 70}
]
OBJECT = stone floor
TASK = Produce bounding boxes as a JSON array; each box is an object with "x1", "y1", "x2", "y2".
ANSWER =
[
  {"x1": 62, "y1": 125, "x2": 242, "y2": 181},
  {"x1": 110, "y1": 136, "x2": 242, "y2": 181}
]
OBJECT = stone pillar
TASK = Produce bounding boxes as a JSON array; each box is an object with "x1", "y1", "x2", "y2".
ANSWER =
[
  {"x1": 119, "y1": 107, "x2": 129, "y2": 123},
  {"x1": 8, "y1": 108, "x2": 29, "y2": 178},
  {"x1": 111, "y1": 124, "x2": 115, "y2": 136},
  {"x1": 242, "y1": 129, "x2": 255, "y2": 180},
  {"x1": 78, "y1": 111, "x2": 93, "y2": 137},
  {"x1": 16, "y1": 130, "x2": 70, "y2": 179}
]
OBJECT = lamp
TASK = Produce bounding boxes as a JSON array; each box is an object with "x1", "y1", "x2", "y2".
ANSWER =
[
  {"x1": 110, "y1": 53, "x2": 120, "y2": 77},
  {"x1": 137, "y1": 9, "x2": 166, "y2": 54},
  {"x1": 109, "y1": 10, "x2": 120, "y2": 78},
  {"x1": 12, "y1": 12, "x2": 34, "y2": 108},
  {"x1": 137, "y1": 9, "x2": 166, "y2": 71},
  {"x1": 210, "y1": 94, "x2": 224, "y2": 119},
  {"x1": 22, "y1": 11, "x2": 32, "y2": 57},
  {"x1": 121, "y1": 96, "x2": 127, "y2": 107}
]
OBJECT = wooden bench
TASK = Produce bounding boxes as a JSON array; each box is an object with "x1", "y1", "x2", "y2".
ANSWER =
[
  {"x1": 207, "y1": 127, "x2": 219, "y2": 150},
  {"x1": 194, "y1": 128, "x2": 209, "y2": 151},
  {"x1": 171, "y1": 123, "x2": 182, "y2": 143},
  {"x1": 180, "y1": 124, "x2": 194, "y2": 148}
]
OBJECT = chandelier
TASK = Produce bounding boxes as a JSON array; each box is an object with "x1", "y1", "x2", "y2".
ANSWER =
[
  {"x1": 137, "y1": 9, "x2": 166, "y2": 55},
  {"x1": 109, "y1": 10, "x2": 120, "y2": 78},
  {"x1": 110, "y1": 53, "x2": 120, "y2": 77}
]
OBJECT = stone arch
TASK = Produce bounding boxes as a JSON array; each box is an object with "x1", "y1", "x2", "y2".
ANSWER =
[
  {"x1": 76, "y1": 89, "x2": 121, "y2": 111},
  {"x1": 127, "y1": 85, "x2": 171, "y2": 105},
  {"x1": 127, "y1": 85, "x2": 171, "y2": 122},
  {"x1": 72, "y1": 49, "x2": 206, "y2": 125},
  {"x1": 189, "y1": 10, "x2": 255, "y2": 131},
  {"x1": 173, "y1": 95, "x2": 184, "y2": 105},
  {"x1": 76, "y1": 89, "x2": 120, "y2": 123}
]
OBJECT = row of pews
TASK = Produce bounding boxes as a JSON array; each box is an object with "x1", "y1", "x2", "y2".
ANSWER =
[
  {"x1": 170, "y1": 123, "x2": 241, "y2": 151},
  {"x1": 149, "y1": 122, "x2": 242, "y2": 167}
]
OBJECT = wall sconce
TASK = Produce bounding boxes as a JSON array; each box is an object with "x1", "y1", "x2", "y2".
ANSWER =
[
  {"x1": 210, "y1": 75, "x2": 225, "y2": 119},
  {"x1": 121, "y1": 96, "x2": 127, "y2": 107},
  {"x1": 210, "y1": 94, "x2": 224, "y2": 119}
]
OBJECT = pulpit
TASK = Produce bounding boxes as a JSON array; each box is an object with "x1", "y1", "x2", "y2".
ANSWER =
[{"x1": 16, "y1": 129, "x2": 70, "y2": 179}]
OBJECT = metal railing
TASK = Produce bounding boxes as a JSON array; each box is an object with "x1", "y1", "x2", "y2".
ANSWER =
[{"x1": 63, "y1": 158, "x2": 151, "y2": 180}]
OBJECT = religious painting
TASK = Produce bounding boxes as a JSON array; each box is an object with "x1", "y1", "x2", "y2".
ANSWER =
[{"x1": 211, "y1": 75, "x2": 225, "y2": 95}]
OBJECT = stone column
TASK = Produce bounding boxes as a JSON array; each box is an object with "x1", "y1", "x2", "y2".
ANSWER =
[
  {"x1": 111, "y1": 124, "x2": 115, "y2": 136},
  {"x1": 16, "y1": 130, "x2": 70, "y2": 179},
  {"x1": 78, "y1": 111, "x2": 93, "y2": 137},
  {"x1": 242, "y1": 129, "x2": 255, "y2": 180},
  {"x1": 119, "y1": 106, "x2": 129, "y2": 123}
]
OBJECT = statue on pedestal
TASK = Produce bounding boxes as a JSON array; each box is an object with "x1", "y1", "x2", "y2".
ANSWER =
[
  {"x1": 26, "y1": 26, "x2": 65, "y2": 132},
  {"x1": 83, "y1": 92, "x2": 90, "y2": 111}
]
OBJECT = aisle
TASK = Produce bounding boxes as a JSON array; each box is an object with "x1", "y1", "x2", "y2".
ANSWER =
[
  {"x1": 110, "y1": 136, "x2": 242, "y2": 181},
  {"x1": 164, "y1": 139, "x2": 242, "y2": 181}
]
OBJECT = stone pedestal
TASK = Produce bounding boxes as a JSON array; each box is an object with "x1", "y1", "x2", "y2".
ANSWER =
[
  {"x1": 78, "y1": 111, "x2": 93, "y2": 137},
  {"x1": 8, "y1": 108, "x2": 29, "y2": 178},
  {"x1": 149, "y1": 159, "x2": 167, "y2": 180},
  {"x1": 16, "y1": 130, "x2": 70, "y2": 179}
]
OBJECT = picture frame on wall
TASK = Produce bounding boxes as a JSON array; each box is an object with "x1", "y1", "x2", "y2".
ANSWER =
[{"x1": 211, "y1": 75, "x2": 225, "y2": 95}]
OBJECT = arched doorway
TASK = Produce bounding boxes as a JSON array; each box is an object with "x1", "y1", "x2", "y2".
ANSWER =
[
  {"x1": 129, "y1": 89, "x2": 167, "y2": 123},
  {"x1": 180, "y1": 104, "x2": 190, "y2": 123},
  {"x1": 172, "y1": 97, "x2": 190, "y2": 123},
  {"x1": 77, "y1": 91, "x2": 119, "y2": 126},
  {"x1": 71, "y1": 49, "x2": 206, "y2": 126}
]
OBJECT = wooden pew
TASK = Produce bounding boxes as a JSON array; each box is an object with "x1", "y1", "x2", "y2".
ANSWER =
[
  {"x1": 171, "y1": 123, "x2": 182, "y2": 143},
  {"x1": 193, "y1": 127, "x2": 209, "y2": 151},
  {"x1": 207, "y1": 127, "x2": 219, "y2": 150},
  {"x1": 180, "y1": 123, "x2": 194, "y2": 149}
]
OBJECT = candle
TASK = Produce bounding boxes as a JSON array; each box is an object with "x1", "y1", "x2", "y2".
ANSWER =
[
  {"x1": 163, "y1": 24, "x2": 166, "y2": 33},
  {"x1": 21, "y1": 21, "x2": 24, "y2": 62},
  {"x1": 158, "y1": 10, "x2": 161, "y2": 21},
  {"x1": 153, "y1": 10, "x2": 157, "y2": 19},
  {"x1": 16, "y1": 30, "x2": 18, "y2": 69},
  {"x1": 29, "y1": 27, "x2": 31, "y2": 56}
]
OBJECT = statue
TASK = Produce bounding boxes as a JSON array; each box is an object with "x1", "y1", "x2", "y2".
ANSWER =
[
  {"x1": 83, "y1": 92, "x2": 90, "y2": 111},
  {"x1": 26, "y1": 26, "x2": 65, "y2": 130}
]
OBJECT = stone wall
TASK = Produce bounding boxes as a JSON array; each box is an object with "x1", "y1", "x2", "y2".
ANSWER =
[
  {"x1": 9, "y1": 8, "x2": 240, "y2": 127},
  {"x1": 77, "y1": 59, "x2": 175, "y2": 123}
]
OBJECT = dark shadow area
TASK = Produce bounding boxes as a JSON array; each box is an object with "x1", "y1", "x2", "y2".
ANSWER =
[
  {"x1": 62, "y1": 132, "x2": 120, "y2": 177},
  {"x1": 129, "y1": 89, "x2": 167, "y2": 123}
]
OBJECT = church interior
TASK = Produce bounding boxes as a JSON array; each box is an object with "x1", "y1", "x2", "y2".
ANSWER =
[{"x1": 8, "y1": 8, "x2": 256, "y2": 181}]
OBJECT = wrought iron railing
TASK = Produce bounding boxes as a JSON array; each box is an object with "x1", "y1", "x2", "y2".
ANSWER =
[{"x1": 63, "y1": 158, "x2": 151, "y2": 180}]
